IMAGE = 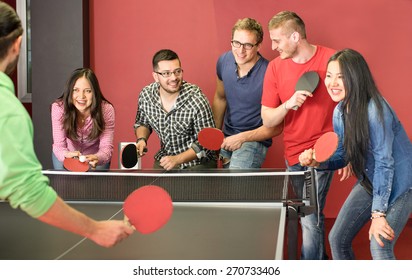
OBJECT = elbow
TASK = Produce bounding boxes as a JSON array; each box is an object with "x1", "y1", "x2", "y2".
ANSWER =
[
  {"x1": 274, "y1": 123, "x2": 283, "y2": 135},
  {"x1": 261, "y1": 107, "x2": 275, "y2": 128},
  {"x1": 261, "y1": 114, "x2": 276, "y2": 128}
]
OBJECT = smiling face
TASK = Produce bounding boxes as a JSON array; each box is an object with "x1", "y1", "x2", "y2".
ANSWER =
[
  {"x1": 153, "y1": 59, "x2": 183, "y2": 95},
  {"x1": 71, "y1": 76, "x2": 93, "y2": 114},
  {"x1": 325, "y1": 60, "x2": 346, "y2": 102},
  {"x1": 269, "y1": 27, "x2": 297, "y2": 60},
  {"x1": 231, "y1": 29, "x2": 261, "y2": 66}
]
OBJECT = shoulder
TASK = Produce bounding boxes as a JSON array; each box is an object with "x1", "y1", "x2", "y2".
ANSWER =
[
  {"x1": 140, "y1": 82, "x2": 158, "y2": 97},
  {"x1": 182, "y1": 81, "x2": 201, "y2": 91},
  {"x1": 102, "y1": 100, "x2": 114, "y2": 111},
  {"x1": 256, "y1": 55, "x2": 269, "y2": 70},
  {"x1": 268, "y1": 55, "x2": 283, "y2": 67},
  {"x1": 217, "y1": 51, "x2": 235, "y2": 70},
  {"x1": 368, "y1": 97, "x2": 390, "y2": 119},
  {"x1": 218, "y1": 51, "x2": 233, "y2": 62},
  {"x1": 51, "y1": 101, "x2": 64, "y2": 115},
  {"x1": 258, "y1": 53, "x2": 269, "y2": 64},
  {"x1": 0, "y1": 91, "x2": 27, "y2": 120},
  {"x1": 265, "y1": 58, "x2": 281, "y2": 76},
  {"x1": 182, "y1": 82, "x2": 208, "y2": 100},
  {"x1": 333, "y1": 102, "x2": 344, "y2": 118},
  {"x1": 101, "y1": 101, "x2": 115, "y2": 119},
  {"x1": 317, "y1": 45, "x2": 336, "y2": 57}
]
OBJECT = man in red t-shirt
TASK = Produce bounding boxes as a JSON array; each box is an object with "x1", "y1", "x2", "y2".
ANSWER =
[{"x1": 261, "y1": 11, "x2": 338, "y2": 260}]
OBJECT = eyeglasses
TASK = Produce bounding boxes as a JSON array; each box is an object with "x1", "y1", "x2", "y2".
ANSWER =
[
  {"x1": 154, "y1": 68, "x2": 183, "y2": 78},
  {"x1": 231, "y1": 40, "x2": 258, "y2": 50}
]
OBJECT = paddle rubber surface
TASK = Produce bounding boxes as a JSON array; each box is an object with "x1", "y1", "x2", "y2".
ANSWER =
[
  {"x1": 198, "y1": 127, "x2": 224, "y2": 151},
  {"x1": 63, "y1": 157, "x2": 89, "y2": 172},
  {"x1": 123, "y1": 185, "x2": 173, "y2": 234},
  {"x1": 121, "y1": 143, "x2": 147, "y2": 168},
  {"x1": 313, "y1": 132, "x2": 339, "y2": 162},
  {"x1": 292, "y1": 71, "x2": 320, "y2": 110}
]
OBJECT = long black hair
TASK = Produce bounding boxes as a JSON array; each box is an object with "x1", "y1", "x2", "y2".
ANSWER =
[
  {"x1": 56, "y1": 68, "x2": 112, "y2": 140},
  {"x1": 328, "y1": 49, "x2": 384, "y2": 179}
]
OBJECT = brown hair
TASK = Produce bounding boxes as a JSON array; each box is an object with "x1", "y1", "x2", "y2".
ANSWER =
[
  {"x1": 0, "y1": 2, "x2": 23, "y2": 60},
  {"x1": 56, "y1": 68, "x2": 112, "y2": 140},
  {"x1": 231, "y1": 18, "x2": 264, "y2": 45}
]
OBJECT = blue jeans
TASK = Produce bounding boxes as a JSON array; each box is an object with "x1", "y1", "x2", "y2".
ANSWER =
[
  {"x1": 329, "y1": 183, "x2": 412, "y2": 259},
  {"x1": 287, "y1": 162, "x2": 334, "y2": 260},
  {"x1": 52, "y1": 152, "x2": 111, "y2": 170},
  {"x1": 220, "y1": 141, "x2": 268, "y2": 169}
]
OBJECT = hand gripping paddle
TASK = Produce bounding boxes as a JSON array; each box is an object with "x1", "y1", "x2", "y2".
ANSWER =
[
  {"x1": 198, "y1": 127, "x2": 224, "y2": 151},
  {"x1": 123, "y1": 185, "x2": 173, "y2": 234},
  {"x1": 121, "y1": 143, "x2": 148, "y2": 169},
  {"x1": 313, "y1": 131, "x2": 339, "y2": 162},
  {"x1": 63, "y1": 157, "x2": 89, "y2": 172},
  {"x1": 292, "y1": 71, "x2": 320, "y2": 110}
]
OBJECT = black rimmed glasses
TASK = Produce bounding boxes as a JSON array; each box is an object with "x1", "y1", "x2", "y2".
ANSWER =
[
  {"x1": 154, "y1": 68, "x2": 183, "y2": 78},
  {"x1": 231, "y1": 40, "x2": 258, "y2": 50}
]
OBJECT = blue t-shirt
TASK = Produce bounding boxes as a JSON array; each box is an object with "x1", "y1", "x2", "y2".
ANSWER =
[{"x1": 216, "y1": 51, "x2": 271, "y2": 147}]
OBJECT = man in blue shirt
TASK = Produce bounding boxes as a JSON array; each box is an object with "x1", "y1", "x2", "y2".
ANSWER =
[{"x1": 212, "y1": 18, "x2": 282, "y2": 168}]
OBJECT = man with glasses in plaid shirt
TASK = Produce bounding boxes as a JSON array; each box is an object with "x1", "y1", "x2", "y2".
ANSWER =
[{"x1": 134, "y1": 49, "x2": 217, "y2": 170}]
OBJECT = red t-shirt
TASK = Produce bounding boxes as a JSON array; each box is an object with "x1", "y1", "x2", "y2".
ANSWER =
[{"x1": 262, "y1": 45, "x2": 337, "y2": 165}]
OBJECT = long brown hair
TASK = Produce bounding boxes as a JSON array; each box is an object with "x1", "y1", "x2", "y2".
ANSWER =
[{"x1": 56, "y1": 68, "x2": 112, "y2": 140}]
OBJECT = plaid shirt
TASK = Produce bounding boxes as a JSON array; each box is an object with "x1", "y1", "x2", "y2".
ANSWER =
[{"x1": 134, "y1": 81, "x2": 216, "y2": 168}]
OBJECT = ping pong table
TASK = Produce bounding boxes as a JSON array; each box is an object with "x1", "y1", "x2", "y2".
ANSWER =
[{"x1": 0, "y1": 168, "x2": 318, "y2": 260}]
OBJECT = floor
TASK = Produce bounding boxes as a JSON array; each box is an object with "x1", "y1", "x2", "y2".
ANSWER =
[{"x1": 286, "y1": 218, "x2": 412, "y2": 260}]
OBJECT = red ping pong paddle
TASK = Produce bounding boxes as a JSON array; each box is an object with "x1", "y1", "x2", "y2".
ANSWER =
[
  {"x1": 198, "y1": 127, "x2": 224, "y2": 151},
  {"x1": 123, "y1": 185, "x2": 173, "y2": 234},
  {"x1": 63, "y1": 157, "x2": 89, "y2": 172},
  {"x1": 292, "y1": 71, "x2": 320, "y2": 110},
  {"x1": 121, "y1": 143, "x2": 147, "y2": 169},
  {"x1": 313, "y1": 131, "x2": 339, "y2": 162}
]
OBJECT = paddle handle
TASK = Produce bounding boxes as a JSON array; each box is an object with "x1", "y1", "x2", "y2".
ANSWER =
[
  {"x1": 290, "y1": 92, "x2": 310, "y2": 110},
  {"x1": 138, "y1": 147, "x2": 148, "y2": 157}
]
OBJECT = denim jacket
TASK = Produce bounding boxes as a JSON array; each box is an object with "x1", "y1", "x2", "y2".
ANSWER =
[{"x1": 322, "y1": 98, "x2": 412, "y2": 213}]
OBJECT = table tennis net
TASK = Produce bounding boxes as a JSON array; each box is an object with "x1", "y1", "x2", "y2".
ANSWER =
[{"x1": 43, "y1": 168, "x2": 317, "y2": 205}]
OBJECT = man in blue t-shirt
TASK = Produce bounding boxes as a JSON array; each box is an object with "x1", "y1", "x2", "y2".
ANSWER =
[{"x1": 213, "y1": 18, "x2": 282, "y2": 168}]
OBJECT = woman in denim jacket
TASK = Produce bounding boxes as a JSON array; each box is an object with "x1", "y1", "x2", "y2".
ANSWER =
[{"x1": 299, "y1": 48, "x2": 412, "y2": 259}]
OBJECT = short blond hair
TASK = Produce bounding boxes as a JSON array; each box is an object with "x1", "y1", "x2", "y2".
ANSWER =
[
  {"x1": 231, "y1": 18, "x2": 264, "y2": 45},
  {"x1": 268, "y1": 11, "x2": 306, "y2": 39}
]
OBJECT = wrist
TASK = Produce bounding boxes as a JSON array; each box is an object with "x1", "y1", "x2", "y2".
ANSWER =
[
  {"x1": 283, "y1": 100, "x2": 289, "y2": 111},
  {"x1": 370, "y1": 215, "x2": 386, "y2": 220},
  {"x1": 370, "y1": 210, "x2": 386, "y2": 220},
  {"x1": 136, "y1": 137, "x2": 147, "y2": 145}
]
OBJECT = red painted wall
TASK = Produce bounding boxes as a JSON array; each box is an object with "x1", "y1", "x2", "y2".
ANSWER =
[{"x1": 89, "y1": 0, "x2": 411, "y2": 217}]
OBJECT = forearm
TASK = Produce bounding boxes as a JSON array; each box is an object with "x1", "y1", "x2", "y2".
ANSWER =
[
  {"x1": 95, "y1": 132, "x2": 114, "y2": 164},
  {"x1": 159, "y1": 148, "x2": 198, "y2": 170},
  {"x1": 37, "y1": 197, "x2": 133, "y2": 248},
  {"x1": 259, "y1": 124, "x2": 283, "y2": 140},
  {"x1": 37, "y1": 197, "x2": 97, "y2": 239},
  {"x1": 95, "y1": 104, "x2": 115, "y2": 164},
  {"x1": 135, "y1": 126, "x2": 151, "y2": 140},
  {"x1": 261, "y1": 105, "x2": 287, "y2": 128},
  {"x1": 244, "y1": 124, "x2": 283, "y2": 142},
  {"x1": 175, "y1": 148, "x2": 197, "y2": 165}
]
